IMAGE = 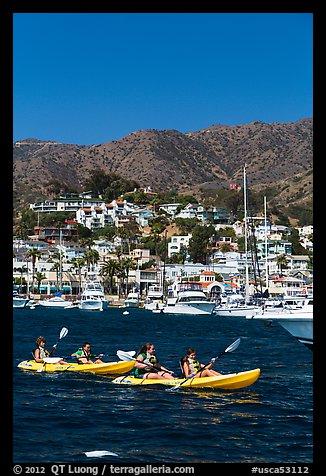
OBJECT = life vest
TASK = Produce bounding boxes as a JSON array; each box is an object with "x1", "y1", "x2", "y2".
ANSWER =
[
  {"x1": 33, "y1": 346, "x2": 50, "y2": 360},
  {"x1": 134, "y1": 352, "x2": 158, "y2": 377},
  {"x1": 76, "y1": 348, "x2": 92, "y2": 363},
  {"x1": 186, "y1": 357, "x2": 201, "y2": 375}
]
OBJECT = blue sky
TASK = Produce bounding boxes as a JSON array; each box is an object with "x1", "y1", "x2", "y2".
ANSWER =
[{"x1": 13, "y1": 13, "x2": 313, "y2": 146}]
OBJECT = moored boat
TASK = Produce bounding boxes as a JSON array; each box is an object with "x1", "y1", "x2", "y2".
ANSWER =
[
  {"x1": 38, "y1": 295, "x2": 69, "y2": 308},
  {"x1": 144, "y1": 285, "x2": 165, "y2": 311},
  {"x1": 124, "y1": 292, "x2": 140, "y2": 308},
  {"x1": 17, "y1": 359, "x2": 135, "y2": 375},
  {"x1": 158, "y1": 281, "x2": 215, "y2": 315},
  {"x1": 81, "y1": 271, "x2": 109, "y2": 309},
  {"x1": 79, "y1": 293, "x2": 103, "y2": 311},
  {"x1": 13, "y1": 294, "x2": 30, "y2": 308},
  {"x1": 247, "y1": 299, "x2": 313, "y2": 349},
  {"x1": 112, "y1": 368, "x2": 260, "y2": 389}
]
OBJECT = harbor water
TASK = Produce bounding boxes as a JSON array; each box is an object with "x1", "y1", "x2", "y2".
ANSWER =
[{"x1": 13, "y1": 305, "x2": 313, "y2": 464}]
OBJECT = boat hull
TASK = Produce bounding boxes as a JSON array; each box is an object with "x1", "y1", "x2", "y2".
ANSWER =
[
  {"x1": 160, "y1": 303, "x2": 215, "y2": 315},
  {"x1": 215, "y1": 306, "x2": 261, "y2": 317},
  {"x1": 17, "y1": 360, "x2": 135, "y2": 375},
  {"x1": 112, "y1": 368, "x2": 260, "y2": 389},
  {"x1": 38, "y1": 299, "x2": 68, "y2": 308},
  {"x1": 13, "y1": 297, "x2": 30, "y2": 308},
  {"x1": 79, "y1": 301, "x2": 103, "y2": 311},
  {"x1": 124, "y1": 301, "x2": 140, "y2": 308}
]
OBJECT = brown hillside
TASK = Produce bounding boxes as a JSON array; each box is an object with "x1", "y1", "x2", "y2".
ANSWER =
[{"x1": 13, "y1": 118, "x2": 313, "y2": 213}]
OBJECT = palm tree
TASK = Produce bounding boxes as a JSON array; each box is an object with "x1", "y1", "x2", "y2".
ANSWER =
[
  {"x1": 15, "y1": 265, "x2": 28, "y2": 293},
  {"x1": 83, "y1": 250, "x2": 100, "y2": 270},
  {"x1": 26, "y1": 248, "x2": 41, "y2": 294},
  {"x1": 121, "y1": 257, "x2": 137, "y2": 295},
  {"x1": 70, "y1": 257, "x2": 85, "y2": 295},
  {"x1": 51, "y1": 262, "x2": 61, "y2": 292},
  {"x1": 35, "y1": 272, "x2": 46, "y2": 293},
  {"x1": 276, "y1": 254, "x2": 289, "y2": 276},
  {"x1": 99, "y1": 259, "x2": 120, "y2": 294},
  {"x1": 80, "y1": 237, "x2": 95, "y2": 250}
]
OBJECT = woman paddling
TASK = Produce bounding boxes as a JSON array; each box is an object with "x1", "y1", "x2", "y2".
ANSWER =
[
  {"x1": 180, "y1": 347, "x2": 222, "y2": 378},
  {"x1": 134, "y1": 343, "x2": 174, "y2": 380},
  {"x1": 33, "y1": 336, "x2": 67, "y2": 364}
]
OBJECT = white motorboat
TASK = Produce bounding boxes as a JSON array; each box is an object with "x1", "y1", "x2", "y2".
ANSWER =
[
  {"x1": 247, "y1": 298, "x2": 313, "y2": 349},
  {"x1": 144, "y1": 285, "x2": 165, "y2": 311},
  {"x1": 156, "y1": 282, "x2": 215, "y2": 315},
  {"x1": 79, "y1": 293, "x2": 103, "y2": 311},
  {"x1": 214, "y1": 297, "x2": 261, "y2": 318},
  {"x1": 81, "y1": 272, "x2": 109, "y2": 309},
  {"x1": 13, "y1": 294, "x2": 30, "y2": 308},
  {"x1": 124, "y1": 292, "x2": 140, "y2": 308},
  {"x1": 38, "y1": 295, "x2": 68, "y2": 308}
]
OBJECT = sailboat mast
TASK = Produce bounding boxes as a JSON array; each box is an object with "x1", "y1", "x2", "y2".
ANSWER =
[
  {"x1": 59, "y1": 228, "x2": 63, "y2": 292},
  {"x1": 264, "y1": 196, "x2": 269, "y2": 290},
  {"x1": 243, "y1": 165, "x2": 250, "y2": 301}
]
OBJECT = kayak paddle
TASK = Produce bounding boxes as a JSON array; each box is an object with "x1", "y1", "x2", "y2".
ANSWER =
[
  {"x1": 37, "y1": 327, "x2": 69, "y2": 372},
  {"x1": 117, "y1": 350, "x2": 174, "y2": 375},
  {"x1": 167, "y1": 337, "x2": 241, "y2": 392}
]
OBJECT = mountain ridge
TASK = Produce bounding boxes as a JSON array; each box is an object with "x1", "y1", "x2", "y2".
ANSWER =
[{"x1": 13, "y1": 118, "x2": 313, "y2": 216}]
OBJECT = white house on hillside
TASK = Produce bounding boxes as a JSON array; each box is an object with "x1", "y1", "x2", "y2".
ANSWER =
[{"x1": 168, "y1": 235, "x2": 192, "y2": 257}]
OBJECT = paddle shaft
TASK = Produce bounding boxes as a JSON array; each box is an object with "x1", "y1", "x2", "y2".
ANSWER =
[
  {"x1": 118, "y1": 351, "x2": 173, "y2": 375},
  {"x1": 134, "y1": 357, "x2": 173, "y2": 374},
  {"x1": 49, "y1": 328, "x2": 68, "y2": 356}
]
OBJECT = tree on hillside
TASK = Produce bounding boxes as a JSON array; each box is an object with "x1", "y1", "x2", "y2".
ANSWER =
[
  {"x1": 83, "y1": 169, "x2": 139, "y2": 200},
  {"x1": 175, "y1": 217, "x2": 199, "y2": 234},
  {"x1": 18, "y1": 209, "x2": 38, "y2": 236},
  {"x1": 289, "y1": 228, "x2": 310, "y2": 255},
  {"x1": 77, "y1": 224, "x2": 93, "y2": 239},
  {"x1": 188, "y1": 225, "x2": 215, "y2": 264},
  {"x1": 45, "y1": 179, "x2": 74, "y2": 197}
]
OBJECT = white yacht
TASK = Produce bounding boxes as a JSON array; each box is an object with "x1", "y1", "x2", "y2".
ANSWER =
[
  {"x1": 156, "y1": 281, "x2": 215, "y2": 315},
  {"x1": 247, "y1": 298, "x2": 313, "y2": 349},
  {"x1": 79, "y1": 293, "x2": 103, "y2": 311},
  {"x1": 38, "y1": 295, "x2": 68, "y2": 308},
  {"x1": 214, "y1": 295, "x2": 261, "y2": 318},
  {"x1": 80, "y1": 272, "x2": 109, "y2": 309},
  {"x1": 124, "y1": 292, "x2": 140, "y2": 308},
  {"x1": 144, "y1": 285, "x2": 165, "y2": 311}
]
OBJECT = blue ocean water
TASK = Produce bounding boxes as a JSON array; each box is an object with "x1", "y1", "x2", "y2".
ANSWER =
[{"x1": 13, "y1": 306, "x2": 313, "y2": 464}]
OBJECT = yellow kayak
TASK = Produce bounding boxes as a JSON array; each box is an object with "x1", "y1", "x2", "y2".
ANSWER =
[
  {"x1": 17, "y1": 359, "x2": 135, "y2": 375},
  {"x1": 112, "y1": 368, "x2": 260, "y2": 390}
]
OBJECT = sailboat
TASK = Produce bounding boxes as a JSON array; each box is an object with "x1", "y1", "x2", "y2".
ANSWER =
[{"x1": 214, "y1": 165, "x2": 261, "y2": 318}]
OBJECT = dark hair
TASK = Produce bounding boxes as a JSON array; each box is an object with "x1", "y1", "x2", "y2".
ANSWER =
[
  {"x1": 138, "y1": 343, "x2": 153, "y2": 354},
  {"x1": 186, "y1": 347, "x2": 196, "y2": 356},
  {"x1": 82, "y1": 342, "x2": 91, "y2": 348},
  {"x1": 180, "y1": 347, "x2": 197, "y2": 366}
]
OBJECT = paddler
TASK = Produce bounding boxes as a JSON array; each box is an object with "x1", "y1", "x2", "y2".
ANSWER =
[
  {"x1": 33, "y1": 336, "x2": 67, "y2": 364},
  {"x1": 180, "y1": 347, "x2": 222, "y2": 378},
  {"x1": 71, "y1": 342, "x2": 104, "y2": 364},
  {"x1": 134, "y1": 343, "x2": 174, "y2": 380}
]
